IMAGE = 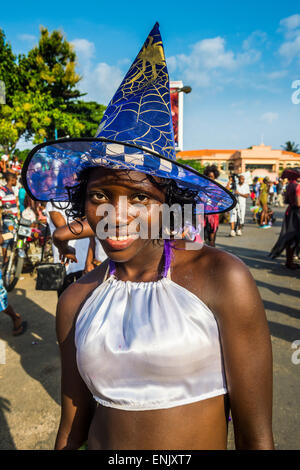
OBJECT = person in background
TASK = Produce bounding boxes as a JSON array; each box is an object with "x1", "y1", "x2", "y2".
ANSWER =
[
  {"x1": 203, "y1": 165, "x2": 220, "y2": 247},
  {"x1": 0, "y1": 172, "x2": 18, "y2": 264},
  {"x1": 0, "y1": 231, "x2": 27, "y2": 335},
  {"x1": 228, "y1": 174, "x2": 250, "y2": 236},
  {"x1": 252, "y1": 177, "x2": 260, "y2": 205},
  {"x1": 18, "y1": 179, "x2": 26, "y2": 216},
  {"x1": 0, "y1": 156, "x2": 8, "y2": 179},
  {"x1": 51, "y1": 219, "x2": 107, "y2": 272},
  {"x1": 276, "y1": 178, "x2": 284, "y2": 208},
  {"x1": 45, "y1": 202, "x2": 89, "y2": 296},
  {"x1": 10, "y1": 156, "x2": 21, "y2": 175},
  {"x1": 273, "y1": 182, "x2": 277, "y2": 206},
  {"x1": 270, "y1": 172, "x2": 300, "y2": 269},
  {"x1": 268, "y1": 182, "x2": 274, "y2": 205},
  {"x1": 84, "y1": 237, "x2": 107, "y2": 273},
  {"x1": 259, "y1": 177, "x2": 271, "y2": 228}
]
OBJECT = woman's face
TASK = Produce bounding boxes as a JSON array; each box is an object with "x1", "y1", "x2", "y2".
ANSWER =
[
  {"x1": 208, "y1": 172, "x2": 215, "y2": 180},
  {"x1": 85, "y1": 168, "x2": 166, "y2": 262}
]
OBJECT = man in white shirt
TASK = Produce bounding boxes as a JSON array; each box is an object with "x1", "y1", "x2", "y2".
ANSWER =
[
  {"x1": 229, "y1": 174, "x2": 250, "y2": 236},
  {"x1": 45, "y1": 202, "x2": 89, "y2": 296}
]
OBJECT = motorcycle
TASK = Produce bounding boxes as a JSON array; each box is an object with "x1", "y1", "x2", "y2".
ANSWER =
[{"x1": 2, "y1": 213, "x2": 53, "y2": 291}]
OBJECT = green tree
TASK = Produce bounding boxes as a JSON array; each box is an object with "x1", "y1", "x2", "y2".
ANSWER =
[
  {"x1": 13, "y1": 148, "x2": 31, "y2": 162},
  {"x1": 0, "y1": 29, "x2": 19, "y2": 106},
  {"x1": 176, "y1": 158, "x2": 205, "y2": 173},
  {"x1": 281, "y1": 141, "x2": 300, "y2": 154},
  {"x1": 66, "y1": 100, "x2": 106, "y2": 137},
  {"x1": 0, "y1": 26, "x2": 106, "y2": 150},
  {"x1": 0, "y1": 29, "x2": 21, "y2": 151},
  {"x1": 18, "y1": 26, "x2": 83, "y2": 141},
  {"x1": 18, "y1": 27, "x2": 81, "y2": 101}
]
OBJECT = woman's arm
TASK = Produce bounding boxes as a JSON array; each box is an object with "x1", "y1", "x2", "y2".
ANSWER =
[
  {"x1": 84, "y1": 237, "x2": 96, "y2": 274},
  {"x1": 296, "y1": 183, "x2": 300, "y2": 207},
  {"x1": 212, "y1": 253, "x2": 274, "y2": 450},
  {"x1": 55, "y1": 285, "x2": 95, "y2": 450},
  {"x1": 53, "y1": 219, "x2": 94, "y2": 256},
  {"x1": 53, "y1": 219, "x2": 94, "y2": 243}
]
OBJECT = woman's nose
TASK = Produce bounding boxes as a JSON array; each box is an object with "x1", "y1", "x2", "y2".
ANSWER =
[{"x1": 113, "y1": 196, "x2": 132, "y2": 227}]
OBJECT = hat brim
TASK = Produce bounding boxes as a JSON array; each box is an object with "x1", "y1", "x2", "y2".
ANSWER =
[{"x1": 22, "y1": 137, "x2": 236, "y2": 214}]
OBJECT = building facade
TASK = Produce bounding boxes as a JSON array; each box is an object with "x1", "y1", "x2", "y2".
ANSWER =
[{"x1": 177, "y1": 144, "x2": 300, "y2": 175}]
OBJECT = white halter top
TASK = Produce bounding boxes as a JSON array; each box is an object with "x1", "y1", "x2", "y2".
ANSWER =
[{"x1": 75, "y1": 264, "x2": 227, "y2": 411}]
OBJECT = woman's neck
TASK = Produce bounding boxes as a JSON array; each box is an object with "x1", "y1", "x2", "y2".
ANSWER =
[{"x1": 110, "y1": 241, "x2": 168, "y2": 281}]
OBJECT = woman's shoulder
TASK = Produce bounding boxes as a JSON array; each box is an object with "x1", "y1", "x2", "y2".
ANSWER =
[
  {"x1": 193, "y1": 244, "x2": 248, "y2": 276},
  {"x1": 56, "y1": 259, "x2": 109, "y2": 343},
  {"x1": 181, "y1": 244, "x2": 256, "y2": 315},
  {"x1": 194, "y1": 245, "x2": 260, "y2": 321}
]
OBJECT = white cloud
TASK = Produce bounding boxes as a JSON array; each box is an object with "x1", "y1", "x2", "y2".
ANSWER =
[
  {"x1": 266, "y1": 70, "x2": 288, "y2": 80},
  {"x1": 168, "y1": 35, "x2": 261, "y2": 88},
  {"x1": 71, "y1": 38, "x2": 124, "y2": 103},
  {"x1": 18, "y1": 34, "x2": 37, "y2": 42},
  {"x1": 260, "y1": 112, "x2": 279, "y2": 124},
  {"x1": 71, "y1": 38, "x2": 95, "y2": 61},
  {"x1": 242, "y1": 31, "x2": 267, "y2": 51},
  {"x1": 278, "y1": 14, "x2": 300, "y2": 62},
  {"x1": 91, "y1": 62, "x2": 123, "y2": 101},
  {"x1": 279, "y1": 14, "x2": 300, "y2": 32},
  {"x1": 185, "y1": 37, "x2": 236, "y2": 70},
  {"x1": 279, "y1": 34, "x2": 300, "y2": 62}
]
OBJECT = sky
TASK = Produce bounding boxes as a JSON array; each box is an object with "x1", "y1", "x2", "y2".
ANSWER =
[{"x1": 1, "y1": 0, "x2": 300, "y2": 151}]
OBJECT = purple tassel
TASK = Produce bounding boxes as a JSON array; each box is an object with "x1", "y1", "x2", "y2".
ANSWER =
[
  {"x1": 109, "y1": 258, "x2": 116, "y2": 275},
  {"x1": 162, "y1": 239, "x2": 173, "y2": 277}
]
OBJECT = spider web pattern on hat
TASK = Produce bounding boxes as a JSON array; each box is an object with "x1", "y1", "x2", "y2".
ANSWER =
[{"x1": 95, "y1": 22, "x2": 176, "y2": 162}]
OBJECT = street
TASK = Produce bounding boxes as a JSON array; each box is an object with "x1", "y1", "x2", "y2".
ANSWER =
[{"x1": 0, "y1": 203, "x2": 299, "y2": 450}]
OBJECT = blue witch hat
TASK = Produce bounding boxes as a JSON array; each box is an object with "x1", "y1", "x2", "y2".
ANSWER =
[
  {"x1": 95, "y1": 22, "x2": 176, "y2": 161},
  {"x1": 22, "y1": 23, "x2": 236, "y2": 214}
]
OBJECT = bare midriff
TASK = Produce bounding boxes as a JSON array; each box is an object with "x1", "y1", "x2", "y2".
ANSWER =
[{"x1": 88, "y1": 394, "x2": 228, "y2": 450}]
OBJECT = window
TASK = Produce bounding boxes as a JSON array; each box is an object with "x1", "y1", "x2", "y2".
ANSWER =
[{"x1": 245, "y1": 164, "x2": 273, "y2": 171}]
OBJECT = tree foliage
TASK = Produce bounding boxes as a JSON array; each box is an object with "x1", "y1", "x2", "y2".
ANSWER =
[
  {"x1": 66, "y1": 100, "x2": 106, "y2": 137},
  {"x1": 0, "y1": 26, "x2": 106, "y2": 152},
  {"x1": 18, "y1": 27, "x2": 81, "y2": 102},
  {"x1": 281, "y1": 141, "x2": 300, "y2": 154},
  {"x1": 0, "y1": 30, "x2": 19, "y2": 106},
  {"x1": 13, "y1": 148, "x2": 31, "y2": 162},
  {"x1": 176, "y1": 158, "x2": 205, "y2": 174}
]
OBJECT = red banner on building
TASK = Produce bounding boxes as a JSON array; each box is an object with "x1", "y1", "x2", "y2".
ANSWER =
[{"x1": 170, "y1": 81, "x2": 183, "y2": 150}]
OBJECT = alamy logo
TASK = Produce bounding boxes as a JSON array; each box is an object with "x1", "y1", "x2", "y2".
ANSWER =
[
  {"x1": 95, "y1": 197, "x2": 205, "y2": 250},
  {"x1": 0, "y1": 340, "x2": 6, "y2": 364},
  {"x1": 291, "y1": 80, "x2": 300, "y2": 105},
  {"x1": 291, "y1": 340, "x2": 300, "y2": 365}
]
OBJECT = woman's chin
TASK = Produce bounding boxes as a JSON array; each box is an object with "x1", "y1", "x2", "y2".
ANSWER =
[{"x1": 101, "y1": 237, "x2": 143, "y2": 262}]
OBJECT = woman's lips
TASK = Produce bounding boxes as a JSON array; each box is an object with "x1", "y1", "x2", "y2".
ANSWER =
[{"x1": 104, "y1": 234, "x2": 139, "y2": 250}]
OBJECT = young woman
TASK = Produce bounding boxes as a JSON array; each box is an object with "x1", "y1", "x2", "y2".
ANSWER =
[
  {"x1": 49, "y1": 166, "x2": 273, "y2": 450},
  {"x1": 21, "y1": 23, "x2": 274, "y2": 450}
]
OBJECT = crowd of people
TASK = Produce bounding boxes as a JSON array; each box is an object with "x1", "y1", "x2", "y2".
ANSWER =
[
  {"x1": 0, "y1": 152, "x2": 109, "y2": 336},
  {"x1": 0, "y1": 156, "x2": 299, "y2": 303},
  {"x1": 0, "y1": 154, "x2": 298, "y2": 366},
  {"x1": 202, "y1": 165, "x2": 299, "y2": 262}
]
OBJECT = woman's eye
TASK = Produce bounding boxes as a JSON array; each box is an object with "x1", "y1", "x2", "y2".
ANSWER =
[
  {"x1": 132, "y1": 194, "x2": 149, "y2": 202},
  {"x1": 89, "y1": 192, "x2": 107, "y2": 202}
]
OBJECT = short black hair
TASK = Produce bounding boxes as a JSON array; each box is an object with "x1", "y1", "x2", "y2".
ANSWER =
[
  {"x1": 203, "y1": 164, "x2": 220, "y2": 179},
  {"x1": 4, "y1": 172, "x2": 17, "y2": 182}
]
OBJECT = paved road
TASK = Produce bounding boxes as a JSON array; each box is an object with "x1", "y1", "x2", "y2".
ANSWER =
[{"x1": 0, "y1": 203, "x2": 299, "y2": 450}]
